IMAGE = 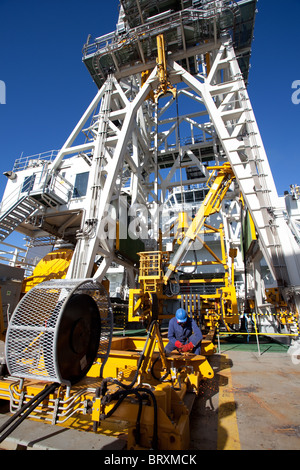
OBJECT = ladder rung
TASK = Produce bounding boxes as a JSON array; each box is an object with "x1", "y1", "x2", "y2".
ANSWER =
[
  {"x1": 229, "y1": 146, "x2": 250, "y2": 151},
  {"x1": 22, "y1": 198, "x2": 39, "y2": 207},
  {"x1": 251, "y1": 207, "x2": 273, "y2": 211},
  {"x1": 236, "y1": 175, "x2": 257, "y2": 180},
  {"x1": 265, "y1": 244, "x2": 282, "y2": 248},
  {"x1": 243, "y1": 190, "x2": 271, "y2": 195}
]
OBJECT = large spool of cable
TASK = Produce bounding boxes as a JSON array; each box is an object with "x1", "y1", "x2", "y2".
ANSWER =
[{"x1": 5, "y1": 279, "x2": 113, "y2": 385}]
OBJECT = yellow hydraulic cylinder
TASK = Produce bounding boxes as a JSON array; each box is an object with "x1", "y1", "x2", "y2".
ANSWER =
[
  {"x1": 175, "y1": 211, "x2": 190, "y2": 244},
  {"x1": 154, "y1": 34, "x2": 176, "y2": 102}
]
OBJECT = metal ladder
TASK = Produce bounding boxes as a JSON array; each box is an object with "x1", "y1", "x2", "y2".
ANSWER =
[{"x1": 0, "y1": 195, "x2": 41, "y2": 242}]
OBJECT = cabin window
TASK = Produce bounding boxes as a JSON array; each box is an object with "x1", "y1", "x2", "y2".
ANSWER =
[
  {"x1": 73, "y1": 172, "x2": 89, "y2": 198},
  {"x1": 21, "y1": 174, "x2": 36, "y2": 193},
  {"x1": 185, "y1": 192, "x2": 194, "y2": 203}
]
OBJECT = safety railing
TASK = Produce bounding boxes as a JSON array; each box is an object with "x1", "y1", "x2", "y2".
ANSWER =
[
  {"x1": 138, "y1": 251, "x2": 170, "y2": 293},
  {"x1": 0, "y1": 168, "x2": 73, "y2": 216},
  {"x1": 82, "y1": 1, "x2": 237, "y2": 59},
  {"x1": 39, "y1": 171, "x2": 74, "y2": 205},
  {"x1": 13, "y1": 150, "x2": 58, "y2": 172},
  {"x1": 0, "y1": 240, "x2": 38, "y2": 280}
]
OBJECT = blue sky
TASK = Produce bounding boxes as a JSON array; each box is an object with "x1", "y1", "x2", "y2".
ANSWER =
[
  {"x1": 249, "y1": 0, "x2": 300, "y2": 195},
  {"x1": 0, "y1": 0, "x2": 299, "y2": 231}
]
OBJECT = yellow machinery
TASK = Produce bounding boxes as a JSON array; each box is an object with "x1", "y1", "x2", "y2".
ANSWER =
[
  {"x1": 0, "y1": 155, "x2": 239, "y2": 450},
  {"x1": 21, "y1": 247, "x2": 110, "y2": 295},
  {"x1": 0, "y1": 280, "x2": 215, "y2": 451},
  {"x1": 141, "y1": 34, "x2": 176, "y2": 104},
  {"x1": 21, "y1": 248, "x2": 73, "y2": 294},
  {"x1": 129, "y1": 162, "x2": 238, "y2": 332},
  {"x1": 265, "y1": 287, "x2": 299, "y2": 329}
]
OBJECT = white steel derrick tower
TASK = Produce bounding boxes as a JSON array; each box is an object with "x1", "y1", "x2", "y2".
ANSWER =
[
  {"x1": 80, "y1": 0, "x2": 300, "y2": 317},
  {"x1": 1, "y1": 0, "x2": 300, "y2": 320}
]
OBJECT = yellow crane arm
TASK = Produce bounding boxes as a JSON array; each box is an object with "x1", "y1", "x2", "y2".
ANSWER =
[{"x1": 163, "y1": 163, "x2": 235, "y2": 283}]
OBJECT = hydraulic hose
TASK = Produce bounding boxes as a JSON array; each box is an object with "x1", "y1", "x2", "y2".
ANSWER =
[
  {"x1": 100, "y1": 386, "x2": 158, "y2": 450},
  {"x1": 100, "y1": 320, "x2": 158, "y2": 394},
  {"x1": 101, "y1": 388, "x2": 144, "y2": 446},
  {"x1": 0, "y1": 382, "x2": 58, "y2": 444},
  {"x1": 151, "y1": 354, "x2": 170, "y2": 382},
  {"x1": 97, "y1": 322, "x2": 161, "y2": 449}
]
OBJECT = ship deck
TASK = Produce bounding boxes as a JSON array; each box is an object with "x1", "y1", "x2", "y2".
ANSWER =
[
  {"x1": 190, "y1": 339, "x2": 300, "y2": 450},
  {"x1": 0, "y1": 337, "x2": 299, "y2": 451}
]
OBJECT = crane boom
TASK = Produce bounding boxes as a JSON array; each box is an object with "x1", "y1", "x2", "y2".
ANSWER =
[{"x1": 163, "y1": 163, "x2": 235, "y2": 284}]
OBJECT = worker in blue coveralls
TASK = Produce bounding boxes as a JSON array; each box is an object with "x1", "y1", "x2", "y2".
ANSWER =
[{"x1": 165, "y1": 308, "x2": 203, "y2": 355}]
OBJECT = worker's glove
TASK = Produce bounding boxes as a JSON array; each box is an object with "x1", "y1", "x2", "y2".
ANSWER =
[
  {"x1": 182, "y1": 342, "x2": 194, "y2": 353},
  {"x1": 175, "y1": 340, "x2": 183, "y2": 350}
]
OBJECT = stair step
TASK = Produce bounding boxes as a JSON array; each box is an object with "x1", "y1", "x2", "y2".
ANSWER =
[
  {"x1": 19, "y1": 199, "x2": 39, "y2": 210},
  {"x1": 5, "y1": 215, "x2": 23, "y2": 224},
  {"x1": 0, "y1": 195, "x2": 42, "y2": 242},
  {"x1": 0, "y1": 220, "x2": 18, "y2": 230},
  {"x1": 16, "y1": 201, "x2": 37, "y2": 211},
  {"x1": 16, "y1": 205, "x2": 35, "y2": 215},
  {"x1": 10, "y1": 206, "x2": 35, "y2": 218}
]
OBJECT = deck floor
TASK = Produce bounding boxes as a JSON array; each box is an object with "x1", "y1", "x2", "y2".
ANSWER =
[
  {"x1": 190, "y1": 339, "x2": 300, "y2": 450},
  {"x1": 0, "y1": 339, "x2": 299, "y2": 451}
]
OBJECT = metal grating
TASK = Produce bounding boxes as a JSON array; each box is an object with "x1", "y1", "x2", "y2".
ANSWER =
[{"x1": 5, "y1": 279, "x2": 113, "y2": 385}]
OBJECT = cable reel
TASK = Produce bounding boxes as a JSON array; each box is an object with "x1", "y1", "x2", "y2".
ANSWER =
[{"x1": 5, "y1": 279, "x2": 113, "y2": 386}]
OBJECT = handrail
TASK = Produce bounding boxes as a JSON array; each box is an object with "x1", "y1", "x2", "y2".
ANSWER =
[
  {"x1": 0, "y1": 168, "x2": 73, "y2": 216},
  {"x1": 82, "y1": 0, "x2": 242, "y2": 59},
  {"x1": 13, "y1": 150, "x2": 58, "y2": 172},
  {"x1": 83, "y1": 6, "x2": 222, "y2": 59}
]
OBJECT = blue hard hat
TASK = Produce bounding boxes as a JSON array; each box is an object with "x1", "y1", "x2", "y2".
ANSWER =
[{"x1": 176, "y1": 308, "x2": 187, "y2": 323}]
